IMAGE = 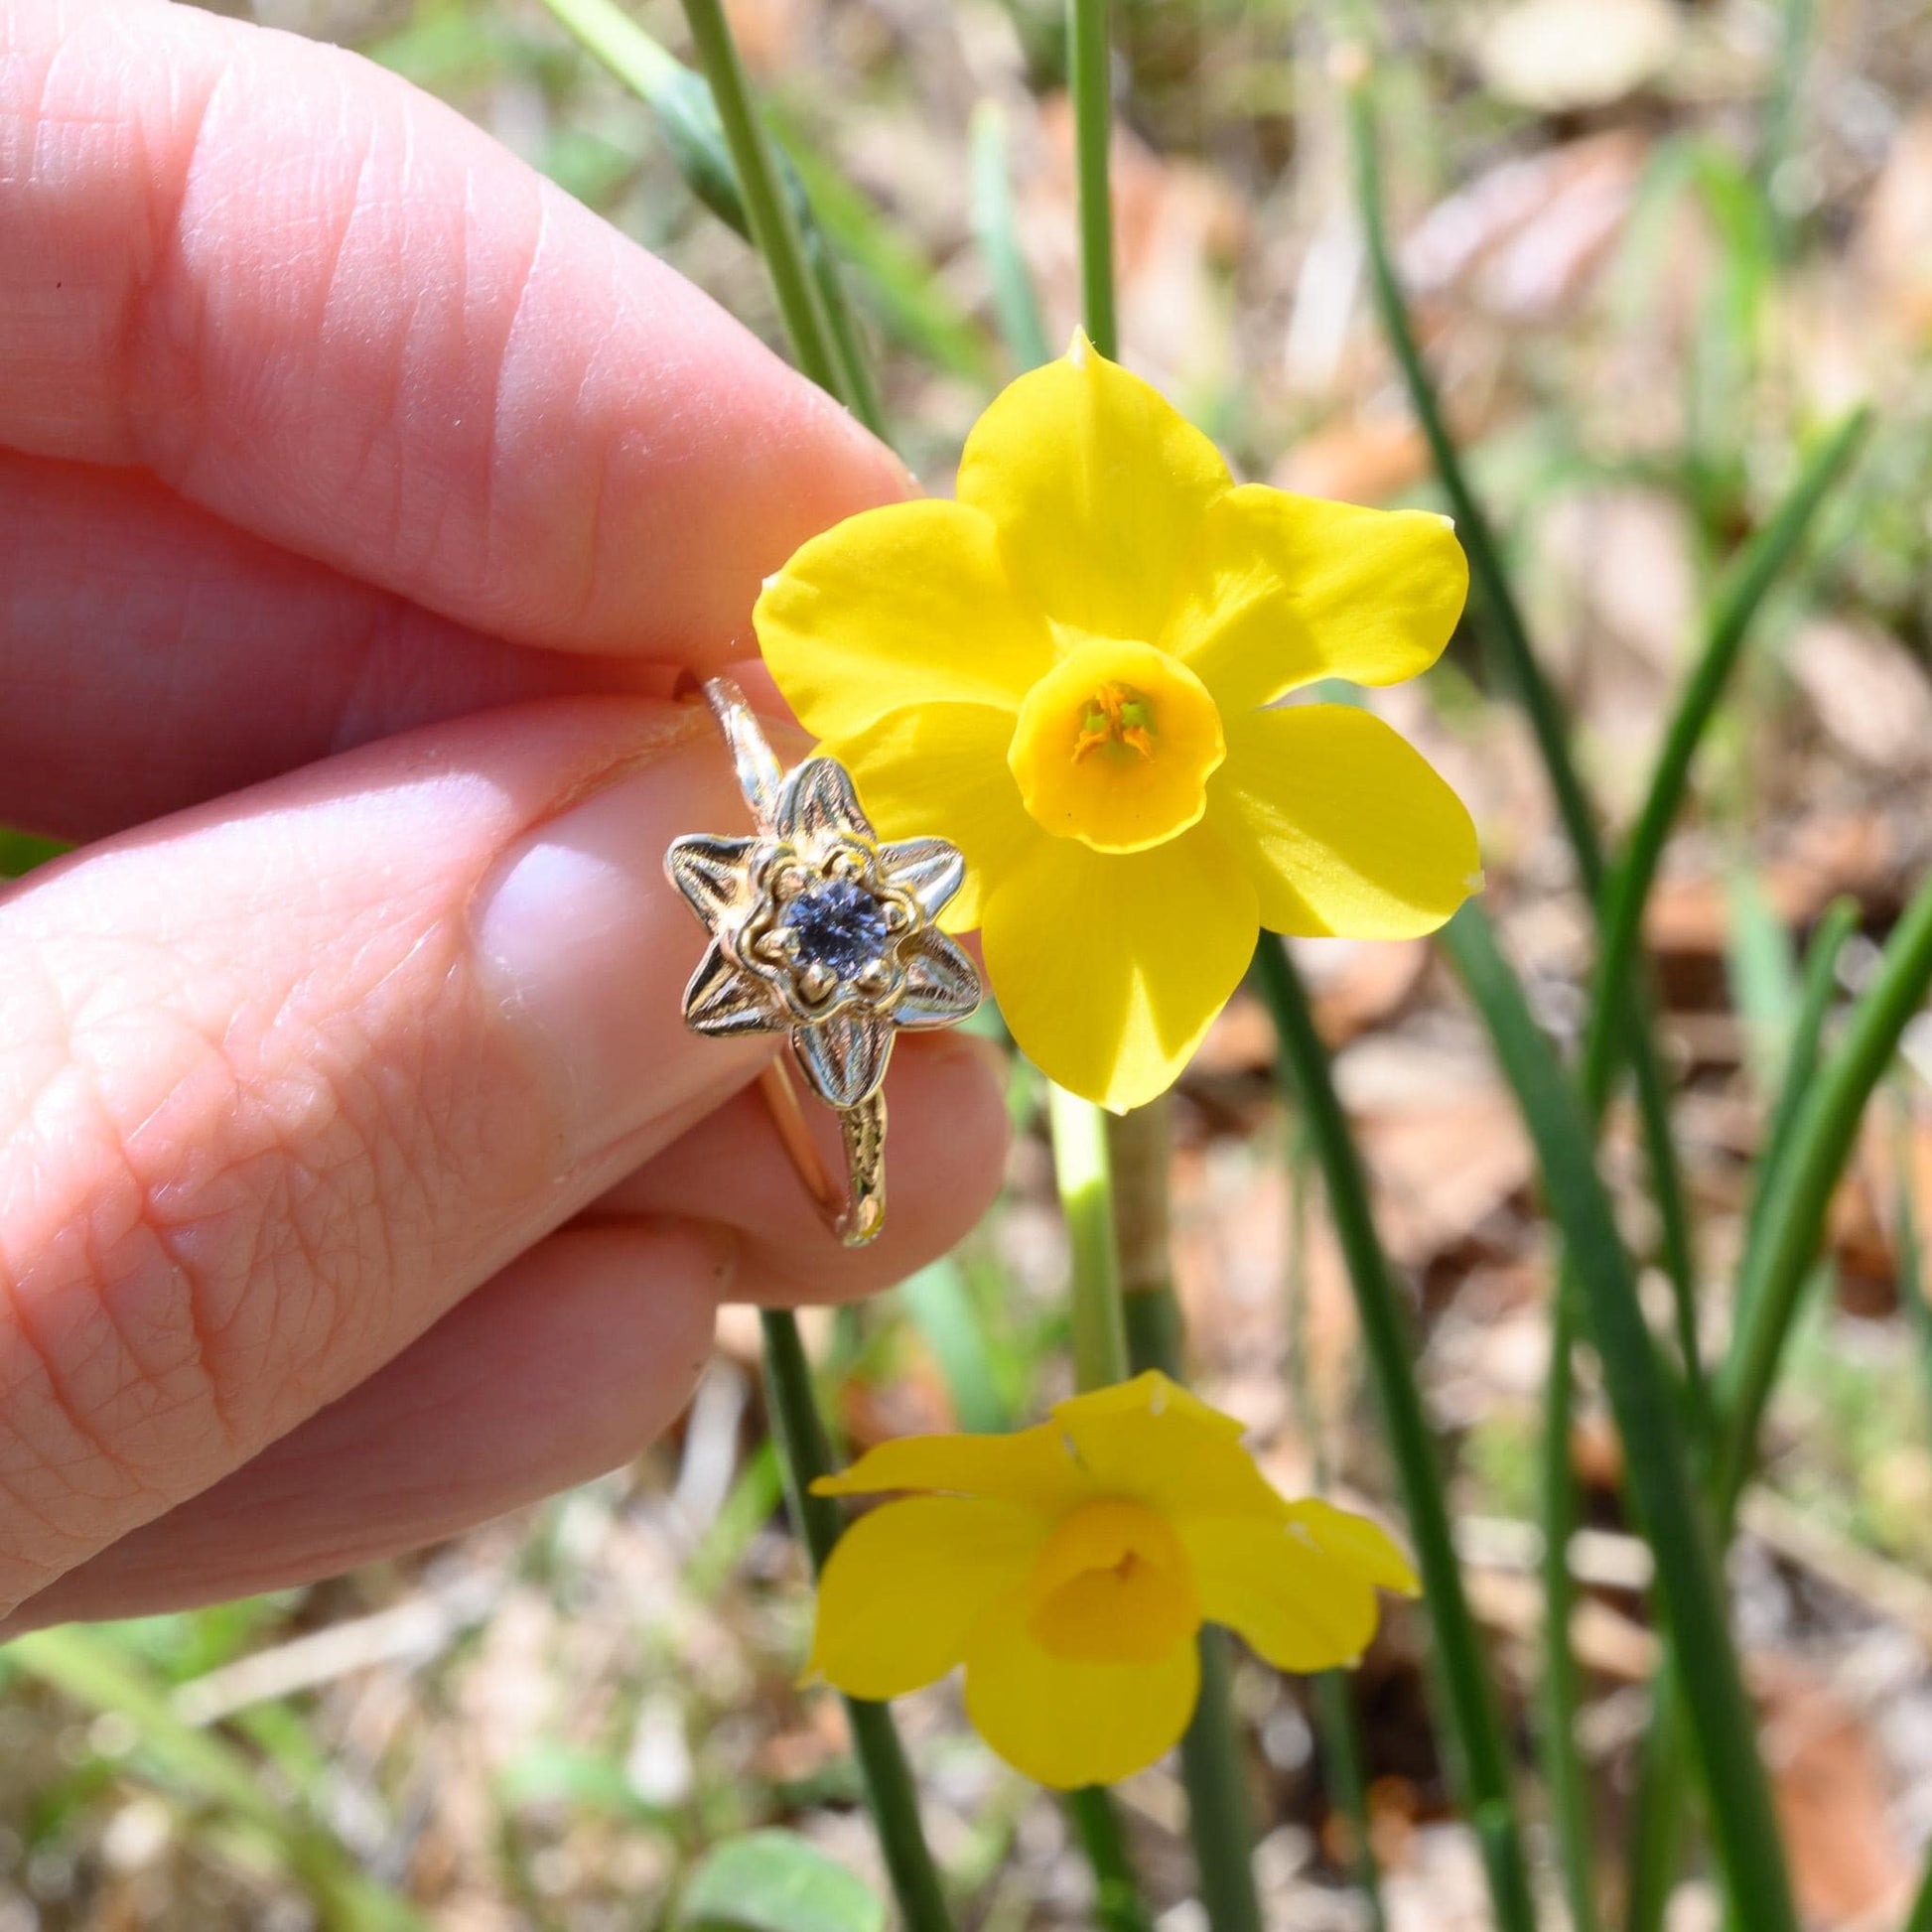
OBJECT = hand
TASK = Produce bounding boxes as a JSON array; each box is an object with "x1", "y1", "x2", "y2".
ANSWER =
[{"x1": 0, "y1": 0, "x2": 1008, "y2": 1630}]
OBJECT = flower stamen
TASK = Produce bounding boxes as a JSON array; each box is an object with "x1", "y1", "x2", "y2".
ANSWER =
[
  {"x1": 1009, "y1": 639, "x2": 1226, "y2": 854},
  {"x1": 1073, "y1": 682, "x2": 1157, "y2": 761}
]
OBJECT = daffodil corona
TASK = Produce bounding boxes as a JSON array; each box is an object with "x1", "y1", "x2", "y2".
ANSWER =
[
  {"x1": 759, "y1": 335, "x2": 1482, "y2": 1109},
  {"x1": 806, "y1": 1372, "x2": 1417, "y2": 1790}
]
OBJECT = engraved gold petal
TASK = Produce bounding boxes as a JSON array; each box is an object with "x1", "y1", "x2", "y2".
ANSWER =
[
  {"x1": 794, "y1": 1011, "x2": 893, "y2": 1108},
  {"x1": 896, "y1": 929, "x2": 983, "y2": 1029},
  {"x1": 878, "y1": 836, "x2": 967, "y2": 922},
  {"x1": 666, "y1": 833, "x2": 759, "y2": 932},
  {"x1": 683, "y1": 937, "x2": 783, "y2": 1037},
  {"x1": 777, "y1": 757, "x2": 877, "y2": 847}
]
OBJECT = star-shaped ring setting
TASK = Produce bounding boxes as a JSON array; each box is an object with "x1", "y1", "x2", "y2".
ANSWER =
[
  {"x1": 664, "y1": 676, "x2": 982, "y2": 1247},
  {"x1": 666, "y1": 757, "x2": 981, "y2": 1108}
]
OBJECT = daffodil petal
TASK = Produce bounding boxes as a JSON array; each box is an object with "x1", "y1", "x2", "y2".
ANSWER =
[
  {"x1": 1288, "y1": 1498, "x2": 1421, "y2": 1595},
  {"x1": 1211, "y1": 706, "x2": 1480, "y2": 939},
  {"x1": 1164, "y1": 486, "x2": 1469, "y2": 711},
  {"x1": 979, "y1": 826, "x2": 1258, "y2": 1111},
  {"x1": 825, "y1": 705, "x2": 1039, "y2": 932},
  {"x1": 957, "y1": 335, "x2": 1230, "y2": 644},
  {"x1": 1179, "y1": 1515, "x2": 1381, "y2": 1673},
  {"x1": 757, "y1": 499, "x2": 1056, "y2": 739},
  {"x1": 962, "y1": 1592, "x2": 1200, "y2": 1788},
  {"x1": 1053, "y1": 1373, "x2": 1289, "y2": 1523},
  {"x1": 812, "y1": 1424, "x2": 1091, "y2": 1514},
  {"x1": 807, "y1": 1497, "x2": 1047, "y2": 1702}
]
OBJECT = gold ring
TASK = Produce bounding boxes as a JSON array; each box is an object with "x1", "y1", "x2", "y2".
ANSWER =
[{"x1": 664, "y1": 676, "x2": 982, "y2": 1246}]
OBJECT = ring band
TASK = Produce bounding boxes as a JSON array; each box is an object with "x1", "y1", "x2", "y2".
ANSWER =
[{"x1": 665, "y1": 676, "x2": 982, "y2": 1247}]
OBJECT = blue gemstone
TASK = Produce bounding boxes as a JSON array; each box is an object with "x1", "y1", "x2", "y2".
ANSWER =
[{"x1": 785, "y1": 877, "x2": 890, "y2": 978}]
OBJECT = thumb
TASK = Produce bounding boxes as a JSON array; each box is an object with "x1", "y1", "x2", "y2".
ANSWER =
[{"x1": 0, "y1": 697, "x2": 768, "y2": 1612}]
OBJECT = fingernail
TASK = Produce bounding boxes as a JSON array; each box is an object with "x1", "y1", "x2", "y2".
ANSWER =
[{"x1": 472, "y1": 735, "x2": 769, "y2": 1167}]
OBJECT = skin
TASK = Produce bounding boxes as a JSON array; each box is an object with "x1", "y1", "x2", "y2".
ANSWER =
[{"x1": 0, "y1": 0, "x2": 1009, "y2": 1632}]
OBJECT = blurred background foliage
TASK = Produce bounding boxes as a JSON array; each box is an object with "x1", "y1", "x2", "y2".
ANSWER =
[{"x1": 8, "y1": 0, "x2": 1932, "y2": 1924}]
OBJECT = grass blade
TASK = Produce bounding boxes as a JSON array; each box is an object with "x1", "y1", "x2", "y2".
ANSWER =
[
  {"x1": 774, "y1": 117, "x2": 995, "y2": 387},
  {"x1": 1583, "y1": 408, "x2": 1871, "y2": 1120},
  {"x1": 1574, "y1": 406, "x2": 1866, "y2": 1924},
  {"x1": 1537, "y1": 1284, "x2": 1602, "y2": 1932},
  {"x1": 540, "y1": 0, "x2": 884, "y2": 434},
  {"x1": 1253, "y1": 936, "x2": 1539, "y2": 1932},
  {"x1": 11, "y1": 1628, "x2": 428, "y2": 1932},
  {"x1": 1442, "y1": 903, "x2": 1801, "y2": 1932},
  {"x1": 1741, "y1": 897, "x2": 1860, "y2": 1275},
  {"x1": 1715, "y1": 872, "x2": 1932, "y2": 1522},
  {"x1": 969, "y1": 100, "x2": 1052, "y2": 373},
  {"x1": 675, "y1": 0, "x2": 844, "y2": 398},
  {"x1": 897, "y1": 1260, "x2": 1011, "y2": 1435},
  {"x1": 1341, "y1": 32, "x2": 1699, "y2": 1362},
  {"x1": 1341, "y1": 58, "x2": 1596, "y2": 891},
  {"x1": 1889, "y1": 1094, "x2": 1932, "y2": 1422},
  {"x1": 759, "y1": 1311, "x2": 956, "y2": 1932}
]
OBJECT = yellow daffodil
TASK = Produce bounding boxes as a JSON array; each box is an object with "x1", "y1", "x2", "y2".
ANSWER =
[
  {"x1": 757, "y1": 335, "x2": 1482, "y2": 1110},
  {"x1": 804, "y1": 1371, "x2": 1417, "y2": 1789}
]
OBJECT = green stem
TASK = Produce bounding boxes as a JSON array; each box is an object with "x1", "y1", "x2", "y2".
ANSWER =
[
  {"x1": 1042, "y1": 1091, "x2": 1156, "y2": 1920},
  {"x1": 1067, "y1": 0, "x2": 1118, "y2": 360},
  {"x1": 1049, "y1": 1084, "x2": 1132, "y2": 1389},
  {"x1": 1442, "y1": 905, "x2": 1801, "y2": 1932},
  {"x1": 1252, "y1": 937, "x2": 1539, "y2": 1932},
  {"x1": 1537, "y1": 1287, "x2": 1602, "y2": 1932},
  {"x1": 1061, "y1": 7, "x2": 1252, "y2": 1918},
  {"x1": 1312, "y1": 1670, "x2": 1387, "y2": 1932},
  {"x1": 541, "y1": 0, "x2": 884, "y2": 437},
  {"x1": 1714, "y1": 872, "x2": 1932, "y2": 1524},
  {"x1": 1105, "y1": 1110, "x2": 1264, "y2": 1932},
  {"x1": 1179, "y1": 1630, "x2": 1266, "y2": 1932},
  {"x1": 647, "y1": 12, "x2": 935, "y2": 1901},
  {"x1": 759, "y1": 1311, "x2": 956, "y2": 1932},
  {"x1": 1066, "y1": 1788, "x2": 1157, "y2": 1932},
  {"x1": 1287, "y1": 1128, "x2": 1388, "y2": 1930},
  {"x1": 1906, "y1": 1841, "x2": 1932, "y2": 1932},
  {"x1": 1623, "y1": 1704, "x2": 1695, "y2": 1932},
  {"x1": 677, "y1": 0, "x2": 847, "y2": 401},
  {"x1": 1122, "y1": 1272, "x2": 1186, "y2": 1379}
]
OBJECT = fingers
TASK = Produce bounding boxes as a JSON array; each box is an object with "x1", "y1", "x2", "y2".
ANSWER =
[
  {"x1": 0, "y1": 1039, "x2": 1012, "y2": 1632},
  {"x1": 0, "y1": 456, "x2": 667, "y2": 841},
  {"x1": 1, "y1": 0, "x2": 906, "y2": 659},
  {"x1": 0, "y1": 1225, "x2": 731, "y2": 1632},
  {"x1": 0, "y1": 696, "x2": 773, "y2": 1615},
  {"x1": 594, "y1": 1033, "x2": 1012, "y2": 1303}
]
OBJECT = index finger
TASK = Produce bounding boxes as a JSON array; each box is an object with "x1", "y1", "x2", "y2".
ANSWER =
[{"x1": 0, "y1": 0, "x2": 907, "y2": 659}]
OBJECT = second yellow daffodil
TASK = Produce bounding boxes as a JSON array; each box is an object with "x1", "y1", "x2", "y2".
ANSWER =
[
  {"x1": 758, "y1": 334, "x2": 1481, "y2": 1110},
  {"x1": 806, "y1": 1371, "x2": 1417, "y2": 1789}
]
